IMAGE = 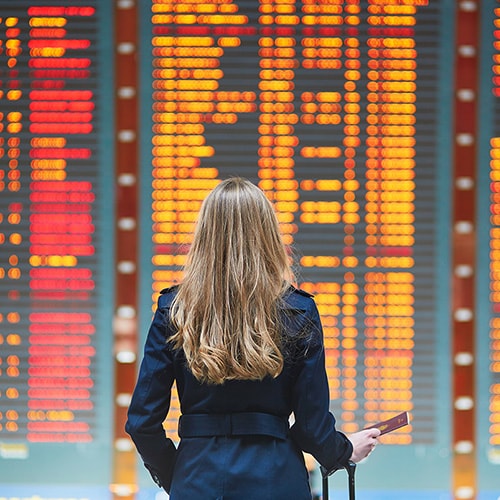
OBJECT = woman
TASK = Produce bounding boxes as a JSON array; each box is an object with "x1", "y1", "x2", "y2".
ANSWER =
[{"x1": 126, "y1": 177, "x2": 379, "y2": 499}]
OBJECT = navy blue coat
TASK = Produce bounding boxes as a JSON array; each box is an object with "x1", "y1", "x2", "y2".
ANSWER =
[{"x1": 126, "y1": 286, "x2": 353, "y2": 499}]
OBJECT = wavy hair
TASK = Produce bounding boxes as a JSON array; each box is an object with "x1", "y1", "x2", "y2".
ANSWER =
[{"x1": 169, "y1": 177, "x2": 293, "y2": 384}]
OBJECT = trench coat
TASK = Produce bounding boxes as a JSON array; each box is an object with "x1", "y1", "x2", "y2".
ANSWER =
[{"x1": 126, "y1": 285, "x2": 353, "y2": 499}]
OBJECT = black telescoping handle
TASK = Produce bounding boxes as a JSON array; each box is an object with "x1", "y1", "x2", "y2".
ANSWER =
[
  {"x1": 321, "y1": 461, "x2": 357, "y2": 500},
  {"x1": 322, "y1": 472, "x2": 329, "y2": 500},
  {"x1": 346, "y1": 461, "x2": 356, "y2": 500}
]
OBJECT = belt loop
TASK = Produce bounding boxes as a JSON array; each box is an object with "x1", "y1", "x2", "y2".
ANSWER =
[{"x1": 225, "y1": 414, "x2": 232, "y2": 436}]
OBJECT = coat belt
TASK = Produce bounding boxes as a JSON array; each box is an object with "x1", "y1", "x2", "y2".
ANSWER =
[{"x1": 178, "y1": 412, "x2": 289, "y2": 440}]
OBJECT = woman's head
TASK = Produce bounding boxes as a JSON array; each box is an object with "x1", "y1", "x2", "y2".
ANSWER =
[
  {"x1": 189, "y1": 177, "x2": 291, "y2": 287},
  {"x1": 169, "y1": 177, "x2": 292, "y2": 384}
]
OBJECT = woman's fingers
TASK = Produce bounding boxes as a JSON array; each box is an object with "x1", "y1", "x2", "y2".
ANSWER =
[{"x1": 348, "y1": 428, "x2": 381, "y2": 463}]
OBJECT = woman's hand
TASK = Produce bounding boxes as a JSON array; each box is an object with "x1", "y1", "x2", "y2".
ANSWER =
[{"x1": 348, "y1": 428, "x2": 381, "y2": 463}]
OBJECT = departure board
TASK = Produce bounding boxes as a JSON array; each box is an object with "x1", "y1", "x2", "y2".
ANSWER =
[
  {"x1": 479, "y1": 2, "x2": 500, "y2": 498},
  {"x1": 2, "y1": 1, "x2": 499, "y2": 499},
  {"x1": 0, "y1": 2, "x2": 114, "y2": 498},
  {"x1": 138, "y1": 0, "x2": 453, "y2": 496}
]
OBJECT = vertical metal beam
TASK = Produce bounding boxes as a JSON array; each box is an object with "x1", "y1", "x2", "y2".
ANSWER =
[
  {"x1": 452, "y1": 1, "x2": 479, "y2": 499},
  {"x1": 112, "y1": 0, "x2": 139, "y2": 498}
]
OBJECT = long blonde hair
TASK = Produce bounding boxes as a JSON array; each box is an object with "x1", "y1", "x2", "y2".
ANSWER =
[{"x1": 169, "y1": 177, "x2": 293, "y2": 384}]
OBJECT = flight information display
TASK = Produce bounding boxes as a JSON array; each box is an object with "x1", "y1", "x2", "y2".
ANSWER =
[
  {"x1": 1, "y1": 1, "x2": 499, "y2": 499},
  {"x1": 0, "y1": 1, "x2": 113, "y2": 497},
  {"x1": 490, "y1": 1, "x2": 500, "y2": 456},
  {"x1": 138, "y1": 0, "x2": 452, "y2": 495},
  {"x1": 144, "y1": 0, "x2": 434, "y2": 436},
  {"x1": 479, "y1": 2, "x2": 500, "y2": 497}
]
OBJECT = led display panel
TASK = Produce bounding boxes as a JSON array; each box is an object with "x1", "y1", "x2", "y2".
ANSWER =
[
  {"x1": 0, "y1": 2, "x2": 113, "y2": 498},
  {"x1": 478, "y1": 2, "x2": 500, "y2": 498},
  {"x1": 2, "y1": 1, "x2": 499, "y2": 499},
  {"x1": 138, "y1": 0, "x2": 455, "y2": 496}
]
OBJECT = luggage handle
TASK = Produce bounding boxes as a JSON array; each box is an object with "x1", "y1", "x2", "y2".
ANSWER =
[{"x1": 321, "y1": 461, "x2": 356, "y2": 500}]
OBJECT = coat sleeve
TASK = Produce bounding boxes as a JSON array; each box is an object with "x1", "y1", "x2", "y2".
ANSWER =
[
  {"x1": 289, "y1": 298, "x2": 353, "y2": 474},
  {"x1": 125, "y1": 296, "x2": 176, "y2": 492}
]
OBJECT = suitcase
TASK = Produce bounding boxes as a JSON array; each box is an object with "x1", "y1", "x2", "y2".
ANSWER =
[{"x1": 321, "y1": 461, "x2": 356, "y2": 500}]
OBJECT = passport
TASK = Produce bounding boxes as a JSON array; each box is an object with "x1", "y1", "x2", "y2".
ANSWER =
[{"x1": 366, "y1": 411, "x2": 410, "y2": 435}]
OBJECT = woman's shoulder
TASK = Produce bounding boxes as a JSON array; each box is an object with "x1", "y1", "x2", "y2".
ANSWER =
[
  {"x1": 281, "y1": 285, "x2": 315, "y2": 312},
  {"x1": 157, "y1": 285, "x2": 179, "y2": 309},
  {"x1": 281, "y1": 286, "x2": 321, "y2": 349}
]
